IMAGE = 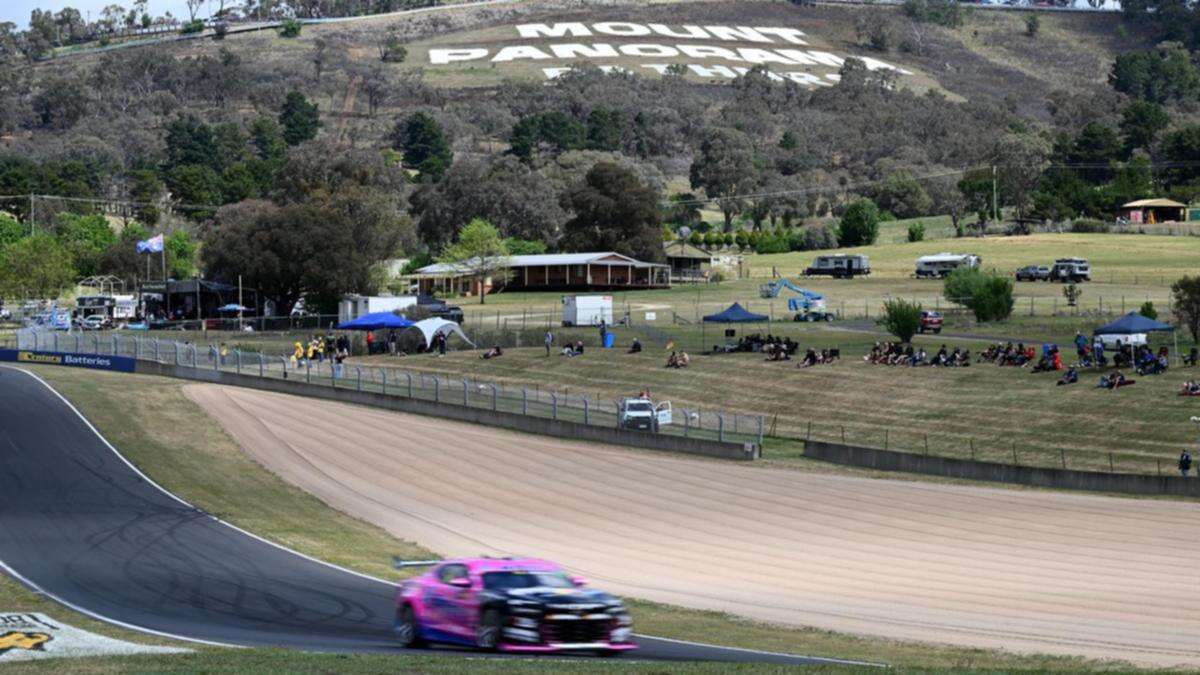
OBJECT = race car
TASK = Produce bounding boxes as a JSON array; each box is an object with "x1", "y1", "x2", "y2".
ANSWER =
[{"x1": 393, "y1": 556, "x2": 636, "y2": 655}]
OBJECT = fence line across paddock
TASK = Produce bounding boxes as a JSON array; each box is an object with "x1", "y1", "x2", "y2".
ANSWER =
[
  {"x1": 11, "y1": 321, "x2": 1192, "y2": 478},
  {"x1": 13, "y1": 329, "x2": 763, "y2": 449}
]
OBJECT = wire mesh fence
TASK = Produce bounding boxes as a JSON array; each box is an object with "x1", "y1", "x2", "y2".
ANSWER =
[{"x1": 15, "y1": 329, "x2": 763, "y2": 448}]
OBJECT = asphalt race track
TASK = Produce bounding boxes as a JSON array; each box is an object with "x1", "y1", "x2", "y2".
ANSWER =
[{"x1": 0, "y1": 367, "x2": 845, "y2": 666}]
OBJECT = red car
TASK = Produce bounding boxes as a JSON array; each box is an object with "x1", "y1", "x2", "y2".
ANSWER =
[
  {"x1": 917, "y1": 310, "x2": 943, "y2": 334},
  {"x1": 393, "y1": 557, "x2": 636, "y2": 655}
]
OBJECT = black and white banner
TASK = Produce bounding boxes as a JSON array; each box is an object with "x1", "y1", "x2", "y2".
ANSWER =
[{"x1": 0, "y1": 613, "x2": 188, "y2": 662}]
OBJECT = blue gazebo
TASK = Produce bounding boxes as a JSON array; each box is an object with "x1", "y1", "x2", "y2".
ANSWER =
[
  {"x1": 702, "y1": 302, "x2": 769, "y2": 323},
  {"x1": 336, "y1": 312, "x2": 414, "y2": 331}
]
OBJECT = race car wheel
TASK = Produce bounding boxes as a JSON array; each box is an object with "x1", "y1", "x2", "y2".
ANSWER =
[
  {"x1": 476, "y1": 608, "x2": 502, "y2": 651},
  {"x1": 395, "y1": 605, "x2": 425, "y2": 648}
]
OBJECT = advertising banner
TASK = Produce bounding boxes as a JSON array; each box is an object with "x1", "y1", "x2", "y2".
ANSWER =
[
  {"x1": 0, "y1": 613, "x2": 187, "y2": 662},
  {"x1": 0, "y1": 349, "x2": 137, "y2": 373}
]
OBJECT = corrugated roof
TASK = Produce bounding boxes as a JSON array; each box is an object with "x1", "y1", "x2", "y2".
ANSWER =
[
  {"x1": 415, "y1": 252, "x2": 664, "y2": 275},
  {"x1": 663, "y1": 241, "x2": 714, "y2": 260},
  {"x1": 1122, "y1": 198, "x2": 1186, "y2": 208}
]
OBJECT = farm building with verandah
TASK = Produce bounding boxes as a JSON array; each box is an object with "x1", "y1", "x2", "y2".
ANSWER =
[
  {"x1": 663, "y1": 241, "x2": 715, "y2": 282},
  {"x1": 409, "y1": 252, "x2": 670, "y2": 296},
  {"x1": 1118, "y1": 199, "x2": 1189, "y2": 224}
]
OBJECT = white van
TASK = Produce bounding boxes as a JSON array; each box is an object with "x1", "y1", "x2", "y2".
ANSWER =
[{"x1": 1050, "y1": 258, "x2": 1090, "y2": 283}]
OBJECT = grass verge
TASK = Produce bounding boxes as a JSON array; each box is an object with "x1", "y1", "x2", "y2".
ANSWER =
[{"x1": 2, "y1": 365, "x2": 1133, "y2": 672}]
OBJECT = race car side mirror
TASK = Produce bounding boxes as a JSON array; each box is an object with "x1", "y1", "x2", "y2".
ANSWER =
[
  {"x1": 571, "y1": 576, "x2": 587, "y2": 587},
  {"x1": 448, "y1": 577, "x2": 471, "y2": 588}
]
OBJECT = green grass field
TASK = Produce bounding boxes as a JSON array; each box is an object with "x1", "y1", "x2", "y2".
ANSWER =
[{"x1": 1, "y1": 365, "x2": 1128, "y2": 673}]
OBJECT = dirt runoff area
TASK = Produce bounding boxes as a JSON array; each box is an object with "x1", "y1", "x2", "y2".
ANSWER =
[{"x1": 185, "y1": 383, "x2": 1200, "y2": 667}]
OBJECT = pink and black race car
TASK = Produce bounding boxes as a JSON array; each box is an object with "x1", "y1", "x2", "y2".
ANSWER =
[{"x1": 392, "y1": 556, "x2": 636, "y2": 655}]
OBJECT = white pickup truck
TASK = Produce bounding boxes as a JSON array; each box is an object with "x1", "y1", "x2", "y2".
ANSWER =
[{"x1": 617, "y1": 397, "x2": 672, "y2": 432}]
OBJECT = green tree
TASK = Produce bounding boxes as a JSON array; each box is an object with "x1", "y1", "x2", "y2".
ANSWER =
[
  {"x1": 164, "y1": 115, "x2": 219, "y2": 172},
  {"x1": 1110, "y1": 45, "x2": 1200, "y2": 103},
  {"x1": 166, "y1": 229, "x2": 198, "y2": 279},
  {"x1": 280, "y1": 18, "x2": 301, "y2": 37},
  {"x1": 873, "y1": 172, "x2": 932, "y2": 219},
  {"x1": 439, "y1": 218, "x2": 509, "y2": 305},
  {"x1": 1024, "y1": 14, "x2": 1040, "y2": 37},
  {"x1": 250, "y1": 116, "x2": 287, "y2": 162},
  {"x1": 838, "y1": 199, "x2": 880, "y2": 247},
  {"x1": 1067, "y1": 123, "x2": 1123, "y2": 184},
  {"x1": 167, "y1": 165, "x2": 224, "y2": 218},
  {"x1": 392, "y1": 112, "x2": 452, "y2": 180},
  {"x1": 689, "y1": 127, "x2": 760, "y2": 231},
  {"x1": 0, "y1": 212, "x2": 25, "y2": 247},
  {"x1": 129, "y1": 169, "x2": 163, "y2": 226},
  {"x1": 907, "y1": 221, "x2": 925, "y2": 243},
  {"x1": 1159, "y1": 124, "x2": 1200, "y2": 187},
  {"x1": 55, "y1": 213, "x2": 116, "y2": 276},
  {"x1": 878, "y1": 298, "x2": 922, "y2": 343},
  {"x1": 0, "y1": 234, "x2": 76, "y2": 299},
  {"x1": 1171, "y1": 275, "x2": 1200, "y2": 343},
  {"x1": 560, "y1": 162, "x2": 664, "y2": 262},
  {"x1": 279, "y1": 91, "x2": 321, "y2": 146},
  {"x1": 503, "y1": 238, "x2": 546, "y2": 255},
  {"x1": 1139, "y1": 301, "x2": 1158, "y2": 320},
  {"x1": 944, "y1": 267, "x2": 1013, "y2": 322},
  {"x1": 1119, "y1": 100, "x2": 1170, "y2": 153},
  {"x1": 585, "y1": 108, "x2": 625, "y2": 152}
]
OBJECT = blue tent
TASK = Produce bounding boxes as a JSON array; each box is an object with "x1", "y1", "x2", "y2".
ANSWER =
[
  {"x1": 337, "y1": 312, "x2": 414, "y2": 331},
  {"x1": 702, "y1": 302, "x2": 769, "y2": 323},
  {"x1": 1092, "y1": 312, "x2": 1174, "y2": 335}
]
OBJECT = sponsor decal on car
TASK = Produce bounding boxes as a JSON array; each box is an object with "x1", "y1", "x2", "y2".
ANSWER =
[{"x1": 0, "y1": 613, "x2": 189, "y2": 662}]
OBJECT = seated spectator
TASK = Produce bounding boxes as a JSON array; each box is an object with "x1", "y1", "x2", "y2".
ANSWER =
[
  {"x1": 1031, "y1": 355, "x2": 1053, "y2": 373},
  {"x1": 1099, "y1": 371, "x2": 1135, "y2": 390},
  {"x1": 798, "y1": 348, "x2": 818, "y2": 368},
  {"x1": 1178, "y1": 380, "x2": 1200, "y2": 396},
  {"x1": 628, "y1": 337, "x2": 643, "y2": 354},
  {"x1": 666, "y1": 351, "x2": 678, "y2": 368},
  {"x1": 678, "y1": 351, "x2": 690, "y2": 367},
  {"x1": 480, "y1": 346, "x2": 503, "y2": 360},
  {"x1": 1185, "y1": 347, "x2": 1199, "y2": 367},
  {"x1": 910, "y1": 347, "x2": 926, "y2": 367},
  {"x1": 1057, "y1": 367, "x2": 1078, "y2": 386}
]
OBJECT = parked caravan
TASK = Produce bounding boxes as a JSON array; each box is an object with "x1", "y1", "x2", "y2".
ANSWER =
[
  {"x1": 1050, "y1": 258, "x2": 1091, "y2": 282},
  {"x1": 915, "y1": 253, "x2": 981, "y2": 278},
  {"x1": 805, "y1": 254, "x2": 871, "y2": 279}
]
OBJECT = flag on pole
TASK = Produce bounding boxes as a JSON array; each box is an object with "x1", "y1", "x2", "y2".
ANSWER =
[{"x1": 136, "y1": 233, "x2": 165, "y2": 254}]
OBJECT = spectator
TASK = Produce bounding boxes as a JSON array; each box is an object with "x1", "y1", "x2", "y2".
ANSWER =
[
  {"x1": 1056, "y1": 367, "x2": 1078, "y2": 386},
  {"x1": 628, "y1": 337, "x2": 642, "y2": 354},
  {"x1": 544, "y1": 330, "x2": 554, "y2": 357},
  {"x1": 1180, "y1": 449, "x2": 1192, "y2": 477},
  {"x1": 1184, "y1": 347, "x2": 1198, "y2": 367},
  {"x1": 365, "y1": 331, "x2": 375, "y2": 355},
  {"x1": 436, "y1": 332, "x2": 447, "y2": 357},
  {"x1": 388, "y1": 330, "x2": 398, "y2": 355},
  {"x1": 480, "y1": 346, "x2": 503, "y2": 360},
  {"x1": 1073, "y1": 331, "x2": 1087, "y2": 359}
]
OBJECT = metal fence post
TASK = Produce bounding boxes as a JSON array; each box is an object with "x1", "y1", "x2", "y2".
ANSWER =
[
  {"x1": 280, "y1": 356, "x2": 288, "y2": 378},
  {"x1": 174, "y1": 342, "x2": 180, "y2": 365},
  {"x1": 75, "y1": 334, "x2": 81, "y2": 352},
  {"x1": 134, "y1": 337, "x2": 140, "y2": 361},
  {"x1": 190, "y1": 345, "x2": 197, "y2": 368},
  {"x1": 733, "y1": 414, "x2": 738, "y2": 435},
  {"x1": 259, "y1": 353, "x2": 265, "y2": 377},
  {"x1": 683, "y1": 410, "x2": 690, "y2": 437},
  {"x1": 356, "y1": 367, "x2": 362, "y2": 392},
  {"x1": 382, "y1": 368, "x2": 388, "y2": 395},
  {"x1": 235, "y1": 350, "x2": 242, "y2": 374},
  {"x1": 154, "y1": 339, "x2": 160, "y2": 362},
  {"x1": 583, "y1": 396, "x2": 589, "y2": 425},
  {"x1": 306, "y1": 360, "x2": 311, "y2": 384},
  {"x1": 490, "y1": 384, "x2": 497, "y2": 411},
  {"x1": 111, "y1": 335, "x2": 118, "y2": 355},
  {"x1": 522, "y1": 388, "x2": 528, "y2": 415},
  {"x1": 462, "y1": 379, "x2": 469, "y2": 406},
  {"x1": 551, "y1": 393, "x2": 558, "y2": 420},
  {"x1": 757, "y1": 415, "x2": 764, "y2": 446},
  {"x1": 93, "y1": 334, "x2": 99, "y2": 353},
  {"x1": 434, "y1": 376, "x2": 440, "y2": 403},
  {"x1": 718, "y1": 413, "x2": 725, "y2": 442},
  {"x1": 212, "y1": 347, "x2": 219, "y2": 372},
  {"x1": 53, "y1": 332, "x2": 59, "y2": 351},
  {"x1": 406, "y1": 372, "x2": 413, "y2": 398}
]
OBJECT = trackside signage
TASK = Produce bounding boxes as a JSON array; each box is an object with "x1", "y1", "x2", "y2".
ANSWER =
[
  {"x1": 0, "y1": 613, "x2": 188, "y2": 661},
  {"x1": 427, "y1": 22, "x2": 913, "y2": 86},
  {"x1": 0, "y1": 349, "x2": 136, "y2": 373}
]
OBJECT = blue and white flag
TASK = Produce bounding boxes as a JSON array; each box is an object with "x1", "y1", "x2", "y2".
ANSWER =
[{"x1": 136, "y1": 233, "x2": 164, "y2": 254}]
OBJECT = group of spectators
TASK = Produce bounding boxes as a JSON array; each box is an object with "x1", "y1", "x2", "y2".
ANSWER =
[
  {"x1": 291, "y1": 333, "x2": 351, "y2": 374},
  {"x1": 722, "y1": 333, "x2": 798, "y2": 355},
  {"x1": 979, "y1": 342, "x2": 1037, "y2": 367},
  {"x1": 863, "y1": 342, "x2": 970, "y2": 367}
]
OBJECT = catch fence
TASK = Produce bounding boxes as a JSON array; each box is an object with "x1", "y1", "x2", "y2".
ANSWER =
[{"x1": 14, "y1": 329, "x2": 762, "y2": 448}]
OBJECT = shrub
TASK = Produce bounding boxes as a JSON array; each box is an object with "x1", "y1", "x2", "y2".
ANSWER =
[
  {"x1": 1025, "y1": 14, "x2": 1039, "y2": 37},
  {"x1": 838, "y1": 199, "x2": 880, "y2": 247},
  {"x1": 704, "y1": 231, "x2": 720, "y2": 248},
  {"x1": 902, "y1": 0, "x2": 963, "y2": 27},
  {"x1": 1070, "y1": 218, "x2": 1110, "y2": 233},
  {"x1": 734, "y1": 230, "x2": 748, "y2": 249},
  {"x1": 213, "y1": 22, "x2": 228, "y2": 40},
  {"x1": 688, "y1": 231, "x2": 704, "y2": 246},
  {"x1": 878, "y1": 298, "x2": 922, "y2": 343},
  {"x1": 280, "y1": 18, "x2": 302, "y2": 38},
  {"x1": 754, "y1": 233, "x2": 790, "y2": 254},
  {"x1": 944, "y1": 267, "x2": 1014, "y2": 322},
  {"x1": 1139, "y1": 301, "x2": 1158, "y2": 320},
  {"x1": 907, "y1": 221, "x2": 925, "y2": 243},
  {"x1": 723, "y1": 232, "x2": 734, "y2": 247},
  {"x1": 180, "y1": 20, "x2": 204, "y2": 35}
]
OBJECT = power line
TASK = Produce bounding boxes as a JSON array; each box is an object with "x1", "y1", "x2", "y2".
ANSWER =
[{"x1": 0, "y1": 194, "x2": 222, "y2": 211}]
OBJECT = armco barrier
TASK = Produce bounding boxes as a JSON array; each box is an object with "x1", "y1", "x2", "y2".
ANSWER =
[
  {"x1": 136, "y1": 360, "x2": 759, "y2": 461},
  {"x1": 804, "y1": 440, "x2": 1200, "y2": 497}
]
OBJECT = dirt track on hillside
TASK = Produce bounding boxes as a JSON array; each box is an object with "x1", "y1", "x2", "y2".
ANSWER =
[{"x1": 185, "y1": 384, "x2": 1200, "y2": 667}]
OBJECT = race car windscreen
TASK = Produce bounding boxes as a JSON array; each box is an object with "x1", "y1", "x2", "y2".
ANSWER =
[{"x1": 483, "y1": 570, "x2": 574, "y2": 591}]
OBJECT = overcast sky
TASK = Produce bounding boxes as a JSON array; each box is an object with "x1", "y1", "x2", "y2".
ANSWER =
[{"x1": 2, "y1": 0, "x2": 214, "y2": 28}]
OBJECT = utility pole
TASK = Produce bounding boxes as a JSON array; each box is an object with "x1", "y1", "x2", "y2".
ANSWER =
[{"x1": 991, "y1": 165, "x2": 998, "y2": 224}]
